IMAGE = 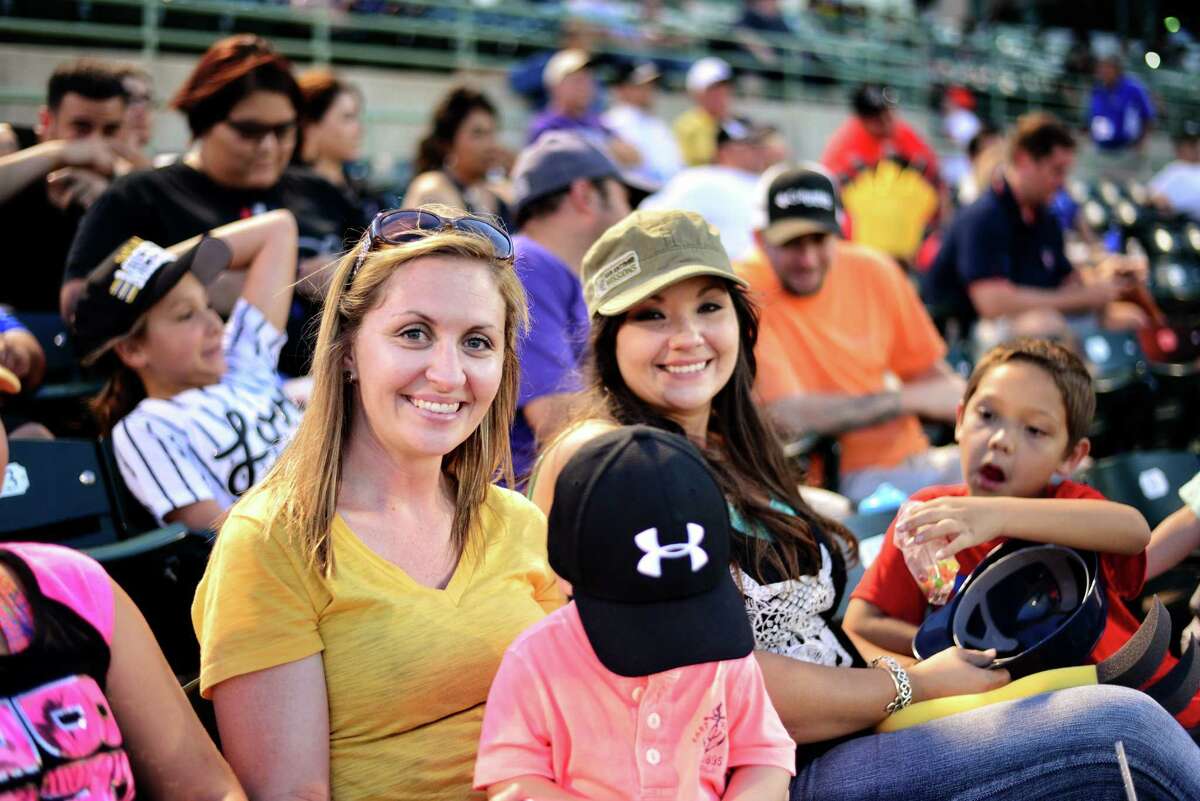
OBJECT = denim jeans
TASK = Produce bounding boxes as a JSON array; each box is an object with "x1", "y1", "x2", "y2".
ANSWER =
[{"x1": 791, "y1": 685, "x2": 1200, "y2": 800}]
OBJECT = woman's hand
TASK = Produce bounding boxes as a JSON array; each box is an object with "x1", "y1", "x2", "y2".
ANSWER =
[
  {"x1": 908, "y1": 646, "x2": 1010, "y2": 703},
  {"x1": 895, "y1": 497, "x2": 1003, "y2": 559}
]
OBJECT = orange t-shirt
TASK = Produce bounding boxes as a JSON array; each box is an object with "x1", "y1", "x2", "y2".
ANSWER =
[{"x1": 739, "y1": 241, "x2": 945, "y2": 474}]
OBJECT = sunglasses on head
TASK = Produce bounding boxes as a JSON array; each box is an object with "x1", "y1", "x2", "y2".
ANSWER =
[
  {"x1": 223, "y1": 118, "x2": 297, "y2": 143},
  {"x1": 348, "y1": 208, "x2": 514, "y2": 284}
]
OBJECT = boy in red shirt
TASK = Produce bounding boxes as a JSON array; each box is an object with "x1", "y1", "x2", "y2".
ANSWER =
[{"x1": 845, "y1": 339, "x2": 1199, "y2": 728}]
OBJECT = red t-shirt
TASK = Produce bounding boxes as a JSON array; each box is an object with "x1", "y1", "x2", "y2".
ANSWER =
[
  {"x1": 820, "y1": 116, "x2": 939, "y2": 179},
  {"x1": 852, "y1": 481, "x2": 1200, "y2": 728}
]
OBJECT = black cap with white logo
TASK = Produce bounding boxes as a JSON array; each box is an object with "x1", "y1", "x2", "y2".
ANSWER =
[
  {"x1": 72, "y1": 235, "x2": 231, "y2": 364},
  {"x1": 756, "y1": 163, "x2": 842, "y2": 246},
  {"x1": 548, "y1": 426, "x2": 754, "y2": 677}
]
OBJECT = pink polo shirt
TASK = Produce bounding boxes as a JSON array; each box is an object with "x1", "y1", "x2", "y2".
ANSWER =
[{"x1": 474, "y1": 604, "x2": 795, "y2": 800}]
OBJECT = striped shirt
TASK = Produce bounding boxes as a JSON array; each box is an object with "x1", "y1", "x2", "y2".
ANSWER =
[{"x1": 112, "y1": 299, "x2": 301, "y2": 524}]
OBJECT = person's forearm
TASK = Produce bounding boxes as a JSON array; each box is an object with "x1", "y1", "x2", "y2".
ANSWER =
[
  {"x1": 1147, "y1": 506, "x2": 1200, "y2": 580},
  {"x1": 0, "y1": 141, "x2": 65, "y2": 204},
  {"x1": 843, "y1": 599, "x2": 920, "y2": 658},
  {"x1": 723, "y1": 765, "x2": 791, "y2": 800},
  {"x1": 969, "y1": 281, "x2": 1105, "y2": 318},
  {"x1": 767, "y1": 390, "x2": 901, "y2": 438},
  {"x1": 755, "y1": 650, "x2": 896, "y2": 742},
  {"x1": 898, "y1": 370, "x2": 963, "y2": 423},
  {"x1": 168, "y1": 209, "x2": 297, "y2": 271},
  {"x1": 487, "y1": 776, "x2": 587, "y2": 800},
  {"x1": 986, "y1": 497, "x2": 1150, "y2": 554}
]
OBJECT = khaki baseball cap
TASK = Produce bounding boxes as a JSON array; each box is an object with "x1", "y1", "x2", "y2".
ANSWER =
[{"x1": 581, "y1": 210, "x2": 748, "y2": 317}]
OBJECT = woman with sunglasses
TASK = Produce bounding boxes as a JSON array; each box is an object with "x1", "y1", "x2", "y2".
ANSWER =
[
  {"x1": 61, "y1": 35, "x2": 364, "y2": 375},
  {"x1": 531, "y1": 210, "x2": 1200, "y2": 801},
  {"x1": 193, "y1": 207, "x2": 560, "y2": 801},
  {"x1": 404, "y1": 87, "x2": 512, "y2": 229}
]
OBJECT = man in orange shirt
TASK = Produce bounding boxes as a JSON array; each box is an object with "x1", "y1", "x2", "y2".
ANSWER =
[{"x1": 739, "y1": 164, "x2": 963, "y2": 503}]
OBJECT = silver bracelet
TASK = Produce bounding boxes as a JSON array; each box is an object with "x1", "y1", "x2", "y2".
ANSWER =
[{"x1": 870, "y1": 656, "x2": 913, "y2": 714}]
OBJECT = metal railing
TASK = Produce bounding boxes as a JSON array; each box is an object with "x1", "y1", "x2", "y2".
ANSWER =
[{"x1": 2, "y1": 0, "x2": 1198, "y2": 125}]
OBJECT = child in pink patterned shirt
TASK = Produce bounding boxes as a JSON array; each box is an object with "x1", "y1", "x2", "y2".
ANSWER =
[{"x1": 475, "y1": 426, "x2": 795, "y2": 801}]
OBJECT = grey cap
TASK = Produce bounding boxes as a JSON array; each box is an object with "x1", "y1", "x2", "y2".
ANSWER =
[{"x1": 512, "y1": 131, "x2": 623, "y2": 220}]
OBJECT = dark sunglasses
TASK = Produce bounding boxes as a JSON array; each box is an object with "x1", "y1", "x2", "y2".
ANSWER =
[
  {"x1": 348, "y1": 208, "x2": 514, "y2": 284},
  {"x1": 223, "y1": 118, "x2": 297, "y2": 143}
]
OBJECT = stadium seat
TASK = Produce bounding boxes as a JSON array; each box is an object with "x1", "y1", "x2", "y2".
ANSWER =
[
  {"x1": 1081, "y1": 450, "x2": 1200, "y2": 529},
  {"x1": 842, "y1": 508, "x2": 898, "y2": 541},
  {"x1": 785, "y1": 432, "x2": 841, "y2": 493},
  {"x1": 90, "y1": 527, "x2": 211, "y2": 678},
  {"x1": 1079, "y1": 330, "x2": 1154, "y2": 456},
  {"x1": 10, "y1": 312, "x2": 102, "y2": 437},
  {"x1": 12, "y1": 311, "x2": 102, "y2": 399},
  {"x1": 0, "y1": 438, "x2": 121, "y2": 548},
  {"x1": 1137, "y1": 325, "x2": 1200, "y2": 450},
  {"x1": 0, "y1": 437, "x2": 211, "y2": 676}
]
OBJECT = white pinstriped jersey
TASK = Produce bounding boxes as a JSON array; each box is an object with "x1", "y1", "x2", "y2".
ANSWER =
[{"x1": 112, "y1": 299, "x2": 301, "y2": 524}]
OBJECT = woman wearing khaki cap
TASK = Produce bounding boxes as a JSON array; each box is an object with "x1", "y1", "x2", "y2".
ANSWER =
[{"x1": 529, "y1": 208, "x2": 1200, "y2": 800}]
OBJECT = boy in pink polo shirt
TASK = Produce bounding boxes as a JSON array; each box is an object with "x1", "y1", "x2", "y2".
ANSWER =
[{"x1": 475, "y1": 426, "x2": 795, "y2": 800}]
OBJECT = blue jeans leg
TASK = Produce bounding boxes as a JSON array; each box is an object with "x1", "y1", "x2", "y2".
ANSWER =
[{"x1": 792, "y1": 684, "x2": 1200, "y2": 800}]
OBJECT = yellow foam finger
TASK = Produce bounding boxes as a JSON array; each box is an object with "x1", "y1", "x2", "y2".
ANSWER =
[{"x1": 876, "y1": 665, "x2": 1099, "y2": 732}]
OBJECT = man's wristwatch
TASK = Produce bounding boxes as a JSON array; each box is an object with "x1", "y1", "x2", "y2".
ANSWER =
[{"x1": 871, "y1": 655, "x2": 914, "y2": 714}]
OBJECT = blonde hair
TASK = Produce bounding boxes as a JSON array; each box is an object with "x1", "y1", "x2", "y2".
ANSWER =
[{"x1": 257, "y1": 212, "x2": 528, "y2": 575}]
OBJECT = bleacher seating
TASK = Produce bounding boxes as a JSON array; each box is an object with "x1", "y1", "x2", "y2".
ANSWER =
[{"x1": 0, "y1": 437, "x2": 211, "y2": 675}]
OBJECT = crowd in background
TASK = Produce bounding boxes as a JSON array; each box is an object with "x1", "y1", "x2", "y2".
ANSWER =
[{"x1": 1, "y1": 14, "x2": 1200, "y2": 801}]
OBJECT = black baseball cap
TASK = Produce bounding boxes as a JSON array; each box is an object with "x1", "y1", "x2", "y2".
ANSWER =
[
  {"x1": 547, "y1": 426, "x2": 754, "y2": 677},
  {"x1": 611, "y1": 60, "x2": 661, "y2": 87},
  {"x1": 72, "y1": 235, "x2": 231, "y2": 363},
  {"x1": 755, "y1": 163, "x2": 842, "y2": 246},
  {"x1": 852, "y1": 83, "x2": 897, "y2": 117}
]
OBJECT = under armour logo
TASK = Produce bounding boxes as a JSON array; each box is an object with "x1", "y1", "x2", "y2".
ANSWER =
[{"x1": 635, "y1": 524, "x2": 708, "y2": 577}]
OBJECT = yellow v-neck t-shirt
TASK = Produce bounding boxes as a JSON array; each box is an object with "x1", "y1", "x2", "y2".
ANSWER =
[{"x1": 192, "y1": 484, "x2": 562, "y2": 800}]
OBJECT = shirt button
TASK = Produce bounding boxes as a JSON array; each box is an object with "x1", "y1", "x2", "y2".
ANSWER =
[
  {"x1": 647, "y1": 712, "x2": 662, "y2": 729},
  {"x1": 632, "y1": 686, "x2": 643, "y2": 702},
  {"x1": 645, "y1": 748, "x2": 661, "y2": 765}
]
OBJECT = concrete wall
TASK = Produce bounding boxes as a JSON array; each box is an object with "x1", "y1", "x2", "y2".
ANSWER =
[{"x1": 0, "y1": 43, "x2": 943, "y2": 174}]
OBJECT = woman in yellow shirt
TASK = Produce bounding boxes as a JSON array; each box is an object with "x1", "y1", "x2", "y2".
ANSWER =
[{"x1": 192, "y1": 207, "x2": 561, "y2": 800}]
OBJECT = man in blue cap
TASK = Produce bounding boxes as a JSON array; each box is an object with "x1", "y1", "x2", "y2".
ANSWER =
[{"x1": 508, "y1": 131, "x2": 631, "y2": 483}]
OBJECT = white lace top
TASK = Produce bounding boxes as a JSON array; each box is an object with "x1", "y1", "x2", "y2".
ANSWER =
[{"x1": 739, "y1": 543, "x2": 855, "y2": 667}]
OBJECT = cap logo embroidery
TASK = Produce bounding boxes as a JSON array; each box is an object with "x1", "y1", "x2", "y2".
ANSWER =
[
  {"x1": 635, "y1": 523, "x2": 708, "y2": 577},
  {"x1": 774, "y1": 188, "x2": 833, "y2": 211},
  {"x1": 591, "y1": 250, "x2": 641, "y2": 297},
  {"x1": 108, "y1": 240, "x2": 176, "y2": 304}
]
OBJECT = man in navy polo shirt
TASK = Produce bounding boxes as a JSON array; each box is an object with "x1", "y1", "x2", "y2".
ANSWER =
[
  {"x1": 925, "y1": 113, "x2": 1137, "y2": 347},
  {"x1": 1087, "y1": 55, "x2": 1155, "y2": 178}
]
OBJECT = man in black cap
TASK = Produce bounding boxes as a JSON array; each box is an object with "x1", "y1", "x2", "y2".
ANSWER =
[
  {"x1": 740, "y1": 163, "x2": 963, "y2": 503},
  {"x1": 475, "y1": 426, "x2": 795, "y2": 800},
  {"x1": 508, "y1": 132, "x2": 632, "y2": 483},
  {"x1": 601, "y1": 61, "x2": 683, "y2": 188}
]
